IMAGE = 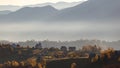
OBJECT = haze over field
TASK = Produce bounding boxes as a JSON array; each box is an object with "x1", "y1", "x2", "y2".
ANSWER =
[
  {"x1": 0, "y1": 0, "x2": 120, "y2": 43},
  {"x1": 0, "y1": 22, "x2": 120, "y2": 42}
]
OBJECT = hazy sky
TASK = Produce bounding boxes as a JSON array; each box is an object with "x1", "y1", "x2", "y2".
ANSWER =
[{"x1": 0, "y1": 0, "x2": 86, "y2": 6}]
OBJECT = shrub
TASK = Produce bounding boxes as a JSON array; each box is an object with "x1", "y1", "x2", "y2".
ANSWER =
[
  {"x1": 26, "y1": 58, "x2": 37, "y2": 67},
  {"x1": 11, "y1": 60, "x2": 19, "y2": 67},
  {"x1": 71, "y1": 63, "x2": 77, "y2": 68}
]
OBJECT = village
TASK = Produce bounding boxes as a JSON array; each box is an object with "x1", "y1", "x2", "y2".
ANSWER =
[
  {"x1": 0, "y1": 42, "x2": 120, "y2": 68},
  {"x1": 0, "y1": 42, "x2": 101, "y2": 60}
]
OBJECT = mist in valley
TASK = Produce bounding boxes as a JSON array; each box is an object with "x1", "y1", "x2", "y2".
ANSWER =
[{"x1": 0, "y1": 21, "x2": 120, "y2": 41}]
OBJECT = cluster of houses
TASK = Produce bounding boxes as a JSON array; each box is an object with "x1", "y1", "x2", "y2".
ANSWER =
[
  {"x1": 1, "y1": 42, "x2": 120, "y2": 64},
  {"x1": 33, "y1": 43, "x2": 120, "y2": 64}
]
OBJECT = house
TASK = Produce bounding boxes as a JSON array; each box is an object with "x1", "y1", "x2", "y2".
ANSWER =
[
  {"x1": 61, "y1": 46, "x2": 67, "y2": 52},
  {"x1": 69, "y1": 47, "x2": 76, "y2": 52},
  {"x1": 35, "y1": 42, "x2": 42, "y2": 49}
]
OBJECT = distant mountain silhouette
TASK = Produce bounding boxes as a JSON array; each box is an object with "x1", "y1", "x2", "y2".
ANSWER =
[
  {"x1": 0, "y1": 5, "x2": 58, "y2": 22},
  {"x1": 0, "y1": 1, "x2": 84, "y2": 11},
  {"x1": 28, "y1": 1, "x2": 83, "y2": 10},
  {"x1": 0, "y1": 10, "x2": 12, "y2": 15},
  {"x1": 0, "y1": 0, "x2": 120, "y2": 22}
]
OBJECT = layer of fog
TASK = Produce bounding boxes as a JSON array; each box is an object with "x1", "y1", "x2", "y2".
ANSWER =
[{"x1": 0, "y1": 21, "x2": 120, "y2": 42}]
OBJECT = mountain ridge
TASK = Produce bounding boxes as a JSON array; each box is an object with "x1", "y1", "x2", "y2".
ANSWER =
[
  {"x1": 49, "y1": 0, "x2": 120, "y2": 21},
  {"x1": 0, "y1": 0, "x2": 120, "y2": 22},
  {"x1": 0, "y1": 5, "x2": 58, "y2": 22}
]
